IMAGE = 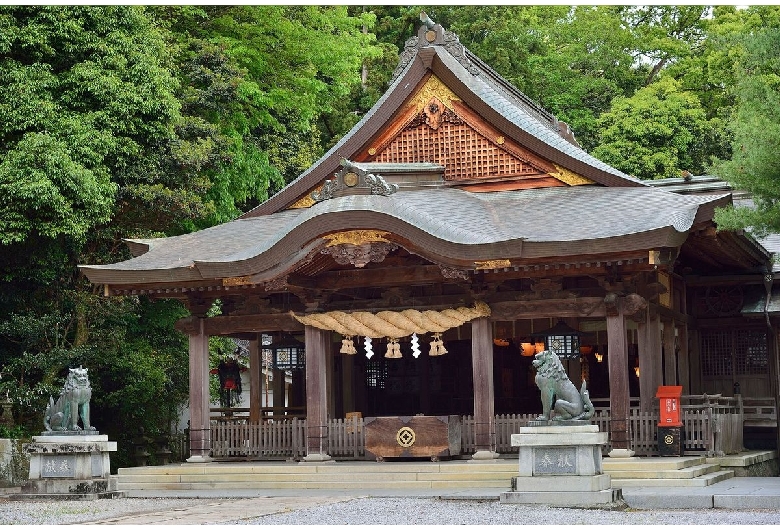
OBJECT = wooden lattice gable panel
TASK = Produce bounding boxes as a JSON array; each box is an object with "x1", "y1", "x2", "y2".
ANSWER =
[{"x1": 354, "y1": 74, "x2": 594, "y2": 191}]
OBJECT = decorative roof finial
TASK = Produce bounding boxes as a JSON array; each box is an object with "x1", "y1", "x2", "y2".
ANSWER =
[{"x1": 420, "y1": 11, "x2": 435, "y2": 30}]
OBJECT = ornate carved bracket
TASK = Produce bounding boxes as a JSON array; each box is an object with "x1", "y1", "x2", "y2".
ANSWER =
[
  {"x1": 311, "y1": 159, "x2": 398, "y2": 203},
  {"x1": 604, "y1": 292, "x2": 648, "y2": 320},
  {"x1": 440, "y1": 265, "x2": 469, "y2": 280},
  {"x1": 263, "y1": 276, "x2": 288, "y2": 292},
  {"x1": 321, "y1": 241, "x2": 398, "y2": 269},
  {"x1": 530, "y1": 278, "x2": 563, "y2": 299}
]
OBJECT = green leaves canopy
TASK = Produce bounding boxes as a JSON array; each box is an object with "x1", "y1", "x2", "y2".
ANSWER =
[
  {"x1": 592, "y1": 77, "x2": 711, "y2": 180},
  {"x1": 712, "y1": 12, "x2": 780, "y2": 236}
]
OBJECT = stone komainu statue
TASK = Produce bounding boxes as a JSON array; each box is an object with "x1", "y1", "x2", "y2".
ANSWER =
[
  {"x1": 533, "y1": 350, "x2": 594, "y2": 421},
  {"x1": 43, "y1": 367, "x2": 93, "y2": 432}
]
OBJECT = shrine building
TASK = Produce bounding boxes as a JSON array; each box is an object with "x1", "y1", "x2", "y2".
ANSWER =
[{"x1": 80, "y1": 15, "x2": 779, "y2": 463}]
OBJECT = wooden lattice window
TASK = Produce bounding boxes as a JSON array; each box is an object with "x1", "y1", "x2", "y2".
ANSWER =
[
  {"x1": 373, "y1": 120, "x2": 540, "y2": 181},
  {"x1": 700, "y1": 329, "x2": 768, "y2": 377}
]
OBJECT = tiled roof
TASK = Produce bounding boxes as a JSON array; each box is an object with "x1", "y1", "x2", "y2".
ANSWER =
[
  {"x1": 81, "y1": 186, "x2": 722, "y2": 284},
  {"x1": 243, "y1": 20, "x2": 643, "y2": 217},
  {"x1": 450, "y1": 49, "x2": 644, "y2": 185}
]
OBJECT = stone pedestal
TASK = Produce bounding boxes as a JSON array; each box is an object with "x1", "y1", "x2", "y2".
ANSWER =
[
  {"x1": 500, "y1": 424, "x2": 622, "y2": 507},
  {"x1": 11, "y1": 434, "x2": 123, "y2": 500}
]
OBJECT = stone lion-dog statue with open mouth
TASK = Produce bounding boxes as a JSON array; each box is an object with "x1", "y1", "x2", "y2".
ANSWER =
[{"x1": 532, "y1": 349, "x2": 594, "y2": 421}]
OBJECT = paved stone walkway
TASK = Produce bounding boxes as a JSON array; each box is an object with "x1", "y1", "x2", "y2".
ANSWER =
[{"x1": 81, "y1": 494, "x2": 357, "y2": 525}]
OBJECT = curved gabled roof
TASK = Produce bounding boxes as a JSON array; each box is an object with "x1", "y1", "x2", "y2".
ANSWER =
[
  {"x1": 243, "y1": 18, "x2": 643, "y2": 218},
  {"x1": 80, "y1": 186, "x2": 725, "y2": 285}
]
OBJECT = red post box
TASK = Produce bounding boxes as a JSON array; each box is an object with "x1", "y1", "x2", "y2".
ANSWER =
[{"x1": 656, "y1": 385, "x2": 683, "y2": 427}]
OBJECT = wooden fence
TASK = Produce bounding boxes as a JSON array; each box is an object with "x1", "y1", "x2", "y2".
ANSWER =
[{"x1": 208, "y1": 395, "x2": 749, "y2": 460}]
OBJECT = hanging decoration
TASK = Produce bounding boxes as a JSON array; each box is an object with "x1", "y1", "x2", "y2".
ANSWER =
[
  {"x1": 429, "y1": 333, "x2": 448, "y2": 356},
  {"x1": 290, "y1": 302, "x2": 490, "y2": 339},
  {"x1": 364, "y1": 336, "x2": 374, "y2": 359},
  {"x1": 411, "y1": 333, "x2": 421, "y2": 358},
  {"x1": 340, "y1": 335, "x2": 357, "y2": 354},
  {"x1": 385, "y1": 338, "x2": 402, "y2": 359},
  {"x1": 209, "y1": 353, "x2": 247, "y2": 408}
]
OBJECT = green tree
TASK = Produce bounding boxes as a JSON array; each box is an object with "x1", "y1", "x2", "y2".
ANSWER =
[
  {"x1": 592, "y1": 77, "x2": 711, "y2": 180},
  {"x1": 712, "y1": 14, "x2": 780, "y2": 236},
  {"x1": 0, "y1": 7, "x2": 199, "y2": 451},
  {"x1": 0, "y1": 6, "x2": 381, "y2": 459}
]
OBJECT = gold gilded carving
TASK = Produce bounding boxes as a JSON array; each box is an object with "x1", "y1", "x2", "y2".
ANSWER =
[
  {"x1": 343, "y1": 171, "x2": 359, "y2": 187},
  {"x1": 396, "y1": 426, "x2": 416, "y2": 447},
  {"x1": 550, "y1": 164, "x2": 594, "y2": 186},
  {"x1": 474, "y1": 259, "x2": 511, "y2": 270},
  {"x1": 408, "y1": 75, "x2": 460, "y2": 113},
  {"x1": 323, "y1": 230, "x2": 391, "y2": 247},
  {"x1": 222, "y1": 276, "x2": 253, "y2": 287},
  {"x1": 289, "y1": 187, "x2": 319, "y2": 209},
  {"x1": 496, "y1": 136, "x2": 505, "y2": 145},
  {"x1": 368, "y1": 147, "x2": 377, "y2": 156}
]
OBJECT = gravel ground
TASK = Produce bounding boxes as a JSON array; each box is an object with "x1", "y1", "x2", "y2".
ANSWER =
[
  {"x1": 3, "y1": 496, "x2": 780, "y2": 525},
  {"x1": 0, "y1": 497, "x2": 210, "y2": 525},
  {"x1": 242, "y1": 498, "x2": 780, "y2": 526}
]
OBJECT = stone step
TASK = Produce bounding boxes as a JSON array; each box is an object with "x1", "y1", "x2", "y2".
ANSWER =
[
  {"x1": 118, "y1": 479, "x2": 512, "y2": 492},
  {"x1": 114, "y1": 462, "x2": 517, "y2": 491},
  {"x1": 606, "y1": 463, "x2": 721, "y2": 480},
  {"x1": 602, "y1": 456, "x2": 706, "y2": 472},
  {"x1": 611, "y1": 469, "x2": 734, "y2": 488}
]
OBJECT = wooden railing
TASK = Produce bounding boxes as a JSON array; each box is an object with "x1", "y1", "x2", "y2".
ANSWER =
[
  {"x1": 209, "y1": 397, "x2": 748, "y2": 460},
  {"x1": 210, "y1": 416, "x2": 365, "y2": 460},
  {"x1": 210, "y1": 406, "x2": 306, "y2": 422},
  {"x1": 742, "y1": 397, "x2": 778, "y2": 427}
]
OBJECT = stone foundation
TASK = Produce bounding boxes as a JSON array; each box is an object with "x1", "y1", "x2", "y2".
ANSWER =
[
  {"x1": 10, "y1": 434, "x2": 123, "y2": 500},
  {"x1": 500, "y1": 424, "x2": 623, "y2": 507}
]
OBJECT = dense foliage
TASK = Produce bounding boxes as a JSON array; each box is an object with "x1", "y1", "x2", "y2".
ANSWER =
[{"x1": 0, "y1": 6, "x2": 777, "y2": 464}]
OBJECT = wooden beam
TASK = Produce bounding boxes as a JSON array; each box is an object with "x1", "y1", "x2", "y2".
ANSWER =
[
  {"x1": 176, "y1": 314, "x2": 303, "y2": 336},
  {"x1": 489, "y1": 298, "x2": 606, "y2": 320}
]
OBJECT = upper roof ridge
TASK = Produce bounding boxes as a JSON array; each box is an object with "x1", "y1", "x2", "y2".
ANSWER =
[{"x1": 391, "y1": 12, "x2": 576, "y2": 146}]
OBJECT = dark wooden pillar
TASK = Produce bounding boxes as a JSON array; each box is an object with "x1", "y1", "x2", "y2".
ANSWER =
[
  {"x1": 663, "y1": 319, "x2": 677, "y2": 385},
  {"x1": 637, "y1": 310, "x2": 661, "y2": 413},
  {"x1": 606, "y1": 296, "x2": 633, "y2": 456},
  {"x1": 272, "y1": 368, "x2": 285, "y2": 414},
  {"x1": 186, "y1": 318, "x2": 212, "y2": 462},
  {"x1": 471, "y1": 317, "x2": 497, "y2": 459},
  {"x1": 249, "y1": 335, "x2": 261, "y2": 423},
  {"x1": 303, "y1": 325, "x2": 331, "y2": 462},
  {"x1": 677, "y1": 324, "x2": 690, "y2": 392}
]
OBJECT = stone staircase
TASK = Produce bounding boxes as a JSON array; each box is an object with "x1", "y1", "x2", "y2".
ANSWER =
[
  {"x1": 603, "y1": 456, "x2": 734, "y2": 488},
  {"x1": 113, "y1": 455, "x2": 740, "y2": 495},
  {"x1": 112, "y1": 460, "x2": 518, "y2": 494}
]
